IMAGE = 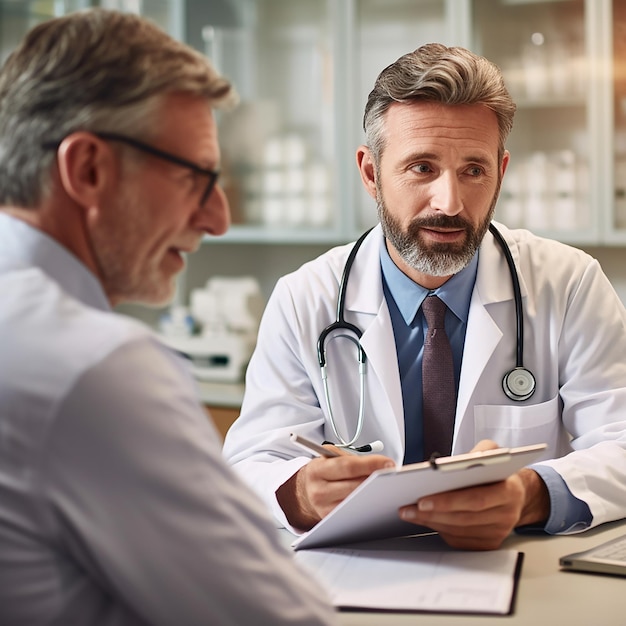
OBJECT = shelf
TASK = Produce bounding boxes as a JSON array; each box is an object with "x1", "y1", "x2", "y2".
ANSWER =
[
  {"x1": 203, "y1": 225, "x2": 350, "y2": 245},
  {"x1": 513, "y1": 96, "x2": 587, "y2": 108}
]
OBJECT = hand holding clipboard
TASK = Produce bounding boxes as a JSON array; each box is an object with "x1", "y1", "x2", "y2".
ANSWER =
[{"x1": 290, "y1": 438, "x2": 547, "y2": 550}]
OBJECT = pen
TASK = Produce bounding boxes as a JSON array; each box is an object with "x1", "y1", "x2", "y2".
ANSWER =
[{"x1": 290, "y1": 433, "x2": 344, "y2": 458}]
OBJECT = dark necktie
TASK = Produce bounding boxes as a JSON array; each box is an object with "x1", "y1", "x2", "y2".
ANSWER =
[{"x1": 421, "y1": 295, "x2": 456, "y2": 459}]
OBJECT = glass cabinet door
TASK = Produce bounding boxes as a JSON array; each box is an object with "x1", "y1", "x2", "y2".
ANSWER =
[
  {"x1": 351, "y1": 0, "x2": 450, "y2": 233},
  {"x1": 472, "y1": 0, "x2": 595, "y2": 243},
  {"x1": 199, "y1": 0, "x2": 337, "y2": 241},
  {"x1": 1, "y1": 0, "x2": 182, "y2": 64},
  {"x1": 0, "y1": 0, "x2": 91, "y2": 64},
  {"x1": 613, "y1": 0, "x2": 626, "y2": 239},
  {"x1": 108, "y1": 0, "x2": 184, "y2": 39}
]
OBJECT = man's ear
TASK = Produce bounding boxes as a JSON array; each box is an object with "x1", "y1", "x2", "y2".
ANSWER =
[
  {"x1": 356, "y1": 145, "x2": 378, "y2": 200},
  {"x1": 55, "y1": 132, "x2": 114, "y2": 209},
  {"x1": 501, "y1": 149, "x2": 510, "y2": 178}
]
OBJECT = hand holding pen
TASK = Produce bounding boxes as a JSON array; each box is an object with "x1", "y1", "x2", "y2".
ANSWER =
[{"x1": 277, "y1": 433, "x2": 395, "y2": 530}]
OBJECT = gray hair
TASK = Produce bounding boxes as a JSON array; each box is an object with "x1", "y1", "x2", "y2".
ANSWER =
[
  {"x1": 0, "y1": 8, "x2": 238, "y2": 207},
  {"x1": 363, "y1": 43, "x2": 515, "y2": 165}
]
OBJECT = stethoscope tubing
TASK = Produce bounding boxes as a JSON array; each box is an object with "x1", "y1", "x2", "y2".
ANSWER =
[
  {"x1": 488, "y1": 223, "x2": 524, "y2": 368},
  {"x1": 316, "y1": 228, "x2": 372, "y2": 368}
]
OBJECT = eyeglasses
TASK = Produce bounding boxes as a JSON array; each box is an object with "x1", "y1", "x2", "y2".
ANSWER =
[{"x1": 43, "y1": 132, "x2": 220, "y2": 206}]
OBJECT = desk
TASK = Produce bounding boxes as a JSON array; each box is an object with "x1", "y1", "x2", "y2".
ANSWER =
[{"x1": 283, "y1": 519, "x2": 626, "y2": 626}]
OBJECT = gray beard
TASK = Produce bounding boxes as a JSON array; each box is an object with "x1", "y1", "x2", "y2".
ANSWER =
[{"x1": 376, "y1": 189, "x2": 499, "y2": 277}]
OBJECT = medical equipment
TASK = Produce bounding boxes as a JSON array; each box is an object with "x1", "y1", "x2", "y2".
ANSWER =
[
  {"x1": 488, "y1": 224, "x2": 537, "y2": 402},
  {"x1": 316, "y1": 223, "x2": 536, "y2": 452},
  {"x1": 161, "y1": 277, "x2": 263, "y2": 383}
]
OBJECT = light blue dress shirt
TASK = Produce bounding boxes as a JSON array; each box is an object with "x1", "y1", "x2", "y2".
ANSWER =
[{"x1": 379, "y1": 240, "x2": 592, "y2": 534}]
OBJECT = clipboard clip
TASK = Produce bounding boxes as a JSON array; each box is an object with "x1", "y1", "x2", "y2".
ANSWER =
[
  {"x1": 427, "y1": 448, "x2": 517, "y2": 472},
  {"x1": 428, "y1": 453, "x2": 443, "y2": 470}
]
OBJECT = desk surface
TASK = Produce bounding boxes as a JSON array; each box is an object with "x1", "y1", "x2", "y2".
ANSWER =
[{"x1": 285, "y1": 519, "x2": 626, "y2": 626}]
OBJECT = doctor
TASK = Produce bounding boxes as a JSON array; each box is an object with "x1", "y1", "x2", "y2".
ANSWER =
[{"x1": 223, "y1": 43, "x2": 626, "y2": 550}]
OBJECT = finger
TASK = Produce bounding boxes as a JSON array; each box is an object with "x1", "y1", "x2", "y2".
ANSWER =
[
  {"x1": 308, "y1": 477, "x2": 373, "y2": 517},
  {"x1": 470, "y1": 439, "x2": 500, "y2": 453},
  {"x1": 399, "y1": 487, "x2": 523, "y2": 546},
  {"x1": 399, "y1": 476, "x2": 523, "y2": 523},
  {"x1": 419, "y1": 484, "x2": 503, "y2": 514},
  {"x1": 321, "y1": 443, "x2": 354, "y2": 456},
  {"x1": 303, "y1": 455, "x2": 395, "y2": 518},
  {"x1": 414, "y1": 474, "x2": 524, "y2": 514},
  {"x1": 398, "y1": 502, "x2": 519, "y2": 549},
  {"x1": 403, "y1": 502, "x2": 520, "y2": 529},
  {"x1": 308, "y1": 454, "x2": 395, "y2": 482}
]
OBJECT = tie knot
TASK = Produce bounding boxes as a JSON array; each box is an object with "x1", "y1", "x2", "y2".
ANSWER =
[{"x1": 422, "y1": 295, "x2": 447, "y2": 329}]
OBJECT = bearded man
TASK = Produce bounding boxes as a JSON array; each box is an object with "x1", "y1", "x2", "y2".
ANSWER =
[{"x1": 223, "y1": 43, "x2": 626, "y2": 551}]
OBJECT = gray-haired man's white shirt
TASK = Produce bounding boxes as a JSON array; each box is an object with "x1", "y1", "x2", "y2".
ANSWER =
[{"x1": 0, "y1": 213, "x2": 337, "y2": 626}]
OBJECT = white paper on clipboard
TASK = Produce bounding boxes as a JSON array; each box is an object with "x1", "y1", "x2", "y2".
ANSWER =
[{"x1": 293, "y1": 443, "x2": 547, "y2": 550}]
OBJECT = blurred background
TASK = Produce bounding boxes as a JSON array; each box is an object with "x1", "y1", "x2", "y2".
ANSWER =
[{"x1": 2, "y1": 0, "x2": 626, "y2": 427}]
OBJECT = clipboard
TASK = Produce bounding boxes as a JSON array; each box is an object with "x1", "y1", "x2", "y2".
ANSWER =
[{"x1": 293, "y1": 443, "x2": 547, "y2": 550}]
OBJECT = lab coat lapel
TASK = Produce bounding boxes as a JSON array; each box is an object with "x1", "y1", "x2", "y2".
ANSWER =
[
  {"x1": 455, "y1": 290, "x2": 502, "y2": 437},
  {"x1": 454, "y1": 224, "x2": 522, "y2": 448},
  {"x1": 344, "y1": 228, "x2": 405, "y2": 453}
]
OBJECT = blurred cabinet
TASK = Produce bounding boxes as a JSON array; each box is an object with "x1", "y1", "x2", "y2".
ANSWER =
[
  {"x1": 197, "y1": 0, "x2": 620, "y2": 247},
  {"x1": 0, "y1": 0, "x2": 183, "y2": 62},
  {"x1": 0, "y1": 0, "x2": 90, "y2": 64},
  {"x1": 1, "y1": 0, "x2": 623, "y2": 246},
  {"x1": 205, "y1": 0, "x2": 339, "y2": 242},
  {"x1": 350, "y1": 0, "x2": 454, "y2": 231},
  {"x1": 474, "y1": 0, "x2": 597, "y2": 243},
  {"x1": 612, "y1": 0, "x2": 626, "y2": 242}
]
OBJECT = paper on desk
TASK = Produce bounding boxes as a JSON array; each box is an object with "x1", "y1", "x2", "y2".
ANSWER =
[{"x1": 294, "y1": 547, "x2": 521, "y2": 614}]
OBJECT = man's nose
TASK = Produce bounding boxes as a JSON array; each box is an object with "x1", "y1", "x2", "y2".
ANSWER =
[
  {"x1": 429, "y1": 172, "x2": 463, "y2": 215},
  {"x1": 194, "y1": 183, "x2": 231, "y2": 236}
]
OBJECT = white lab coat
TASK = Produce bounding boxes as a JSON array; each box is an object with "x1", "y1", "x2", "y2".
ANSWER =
[{"x1": 224, "y1": 223, "x2": 626, "y2": 532}]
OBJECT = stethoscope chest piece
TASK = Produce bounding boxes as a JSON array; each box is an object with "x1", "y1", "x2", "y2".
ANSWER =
[{"x1": 502, "y1": 366, "x2": 536, "y2": 402}]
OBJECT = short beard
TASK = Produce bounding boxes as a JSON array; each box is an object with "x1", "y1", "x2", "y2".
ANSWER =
[
  {"x1": 91, "y1": 178, "x2": 175, "y2": 307},
  {"x1": 377, "y1": 180, "x2": 500, "y2": 278}
]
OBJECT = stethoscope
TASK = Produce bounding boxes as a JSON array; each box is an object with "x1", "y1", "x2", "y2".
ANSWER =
[{"x1": 316, "y1": 222, "x2": 536, "y2": 453}]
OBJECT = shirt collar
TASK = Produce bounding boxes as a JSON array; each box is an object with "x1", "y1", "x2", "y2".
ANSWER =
[
  {"x1": 380, "y1": 238, "x2": 478, "y2": 325},
  {"x1": 0, "y1": 212, "x2": 111, "y2": 311}
]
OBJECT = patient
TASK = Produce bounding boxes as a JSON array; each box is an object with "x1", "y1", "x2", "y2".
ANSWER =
[{"x1": 0, "y1": 9, "x2": 337, "y2": 625}]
